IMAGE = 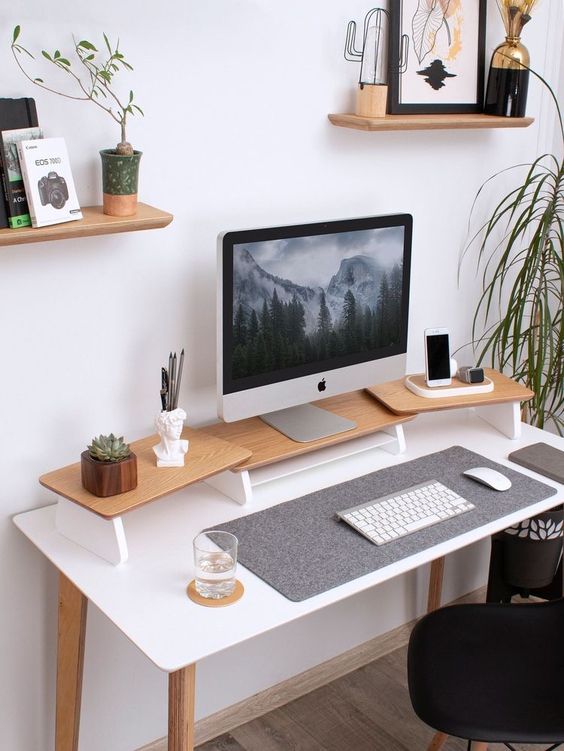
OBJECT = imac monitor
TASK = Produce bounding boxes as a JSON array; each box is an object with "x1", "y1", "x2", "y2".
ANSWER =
[{"x1": 218, "y1": 214, "x2": 412, "y2": 441}]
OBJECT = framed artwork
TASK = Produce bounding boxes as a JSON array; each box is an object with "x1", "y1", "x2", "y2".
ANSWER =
[{"x1": 388, "y1": 0, "x2": 486, "y2": 114}]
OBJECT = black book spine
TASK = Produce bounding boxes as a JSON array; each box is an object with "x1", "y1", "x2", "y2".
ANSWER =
[
  {"x1": 0, "y1": 98, "x2": 39, "y2": 229},
  {"x1": 25, "y1": 98, "x2": 38, "y2": 127},
  {"x1": 0, "y1": 180, "x2": 8, "y2": 229}
]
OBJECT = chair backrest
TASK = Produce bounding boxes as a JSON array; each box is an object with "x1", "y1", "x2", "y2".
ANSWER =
[
  {"x1": 407, "y1": 597, "x2": 564, "y2": 743},
  {"x1": 502, "y1": 510, "x2": 563, "y2": 590}
]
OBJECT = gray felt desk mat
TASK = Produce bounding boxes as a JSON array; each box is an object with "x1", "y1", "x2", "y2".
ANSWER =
[{"x1": 213, "y1": 446, "x2": 558, "y2": 602}]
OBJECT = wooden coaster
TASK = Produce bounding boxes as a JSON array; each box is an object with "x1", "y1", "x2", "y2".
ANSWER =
[{"x1": 186, "y1": 579, "x2": 244, "y2": 607}]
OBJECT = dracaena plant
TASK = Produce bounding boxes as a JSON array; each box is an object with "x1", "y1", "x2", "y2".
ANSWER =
[
  {"x1": 461, "y1": 68, "x2": 563, "y2": 434},
  {"x1": 10, "y1": 25, "x2": 143, "y2": 155}
]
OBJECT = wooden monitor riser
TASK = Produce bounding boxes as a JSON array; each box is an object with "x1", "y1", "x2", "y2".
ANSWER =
[
  {"x1": 367, "y1": 368, "x2": 533, "y2": 443},
  {"x1": 39, "y1": 428, "x2": 251, "y2": 565},
  {"x1": 38, "y1": 392, "x2": 411, "y2": 564},
  {"x1": 368, "y1": 368, "x2": 533, "y2": 414},
  {"x1": 203, "y1": 390, "x2": 414, "y2": 506},
  {"x1": 39, "y1": 427, "x2": 252, "y2": 519},
  {"x1": 205, "y1": 390, "x2": 413, "y2": 472},
  {"x1": 38, "y1": 373, "x2": 527, "y2": 564}
]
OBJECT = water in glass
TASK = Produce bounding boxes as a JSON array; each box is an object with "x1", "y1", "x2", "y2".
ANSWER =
[{"x1": 195, "y1": 550, "x2": 236, "y2": 598}]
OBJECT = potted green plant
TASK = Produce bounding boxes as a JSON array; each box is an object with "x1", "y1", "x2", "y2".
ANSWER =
[
  {"x1": 81, "y1": 433, "x2": 138, "y2": 497},
  {"x1": 11, "y1": 26, "x2": 144, "y2": 217},
  {"x1": 462, "y1": 69, "x2": 563, "y2": 434}
]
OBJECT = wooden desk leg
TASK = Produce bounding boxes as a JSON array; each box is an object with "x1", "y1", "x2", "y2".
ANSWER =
[
  {"x1": 426, "y1": 732, "x2": 448, "y2": 751},
  {"x1": 425, "y1": 558, "x2": 446, "y2": 751},
  {"x1": 427, "y1": 556, "x2": 445, "y2": 613},
  {"x1": 169, "y1": 664, "x2": 196, "y2": 751},
  {"x1": 56, "y1": 573, "x2": 88, "y2": 751}
]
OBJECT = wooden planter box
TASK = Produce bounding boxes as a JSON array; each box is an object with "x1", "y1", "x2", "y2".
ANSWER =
[{"x1": 80, "y1": 451, "x2": 138, "y2": 497}]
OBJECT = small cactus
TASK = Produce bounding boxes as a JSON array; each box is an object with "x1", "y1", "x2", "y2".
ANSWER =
[{"x1": 87, "y1": 434, "x2": 131, "y2": 463}]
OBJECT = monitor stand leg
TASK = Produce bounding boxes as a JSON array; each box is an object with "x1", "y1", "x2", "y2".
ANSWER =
[
  {"x1": 205, "y1": 422, "x2": 406, "y2": 507},
  {"x1": 204, "y1": 468, "x2": 253, "y2": 506},
  {"x1": 474, "y1": 401, "x2": 521, "y2": 439},
  {"x1": 381, "y1": 423, "x2": 406, "y2": 454},
  {"x1": 260, "y1": 403, "x2": 357, "y2": 443},
  {"x1": 55, "y1": 497, "x2": 128, "y2": 565}
]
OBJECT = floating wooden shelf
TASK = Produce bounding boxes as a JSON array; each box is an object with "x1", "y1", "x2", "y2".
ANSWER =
[
  {"x1": 328, "y1": 113, "x2": 534, "y2": 132},
  {"x1": 0, "y1": 202, "x2": 173, "y2": 247},
  {"x1": 39, "y1": 427, "x2": 252, "y2": 518}
]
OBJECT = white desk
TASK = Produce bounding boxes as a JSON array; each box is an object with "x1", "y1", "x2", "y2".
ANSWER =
[{"x1": 14, "y1": 410, "x2": 564, "y2": 751}]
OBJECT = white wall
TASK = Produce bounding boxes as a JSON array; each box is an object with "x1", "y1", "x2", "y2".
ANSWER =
[{"x1": 1, "y1": 2, "x2": 560, "y2": 749}]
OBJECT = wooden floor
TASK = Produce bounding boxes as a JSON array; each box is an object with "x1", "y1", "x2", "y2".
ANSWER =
[{"x1": 197, "y1": 644, "x2": 539, "y2": 751}]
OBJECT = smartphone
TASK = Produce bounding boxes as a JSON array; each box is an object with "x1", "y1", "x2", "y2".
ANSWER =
[{"x1": 424, "y1": 328, "x2": 451, "y2": 387}]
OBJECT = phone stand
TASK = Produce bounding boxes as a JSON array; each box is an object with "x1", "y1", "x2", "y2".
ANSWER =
[{"x1": 405, "y1": 373, "x2": 494, "y2": 399}]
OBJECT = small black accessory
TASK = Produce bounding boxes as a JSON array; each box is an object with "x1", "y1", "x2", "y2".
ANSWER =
[{"x1": 457, "y1": 365, "x2": 485, "y2": 384}]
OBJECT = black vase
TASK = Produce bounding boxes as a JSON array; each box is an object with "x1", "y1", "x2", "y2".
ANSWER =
[{"x1": 484, "y1": 36, "x2": 530, "y2": 118}]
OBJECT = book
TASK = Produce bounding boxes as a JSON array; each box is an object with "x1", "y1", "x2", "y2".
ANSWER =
[
  {"x1": 17, "y1": 137, "x2": 82, "y2": 228},
  {"x1": 0, "y1": 97, "x2": 37, "y2": 131},
  {"x1": 0, "y1": 98, "x2": 39, "y2": 228},
  {"x1": 0, "y1": 127, "x2": 42, "y2": 228},
  {"x1": 508, "y1": 442, "x2": 564, "y2": 485}
]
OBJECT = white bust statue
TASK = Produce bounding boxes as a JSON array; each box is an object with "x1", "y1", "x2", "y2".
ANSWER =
[{"x1": 153, "y1": 408, "x2": 189, "y2": 467}]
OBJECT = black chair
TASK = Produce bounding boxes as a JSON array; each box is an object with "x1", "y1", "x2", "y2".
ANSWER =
[
  {"x1": 487, "y1": 509, "x2": 563, "y2": 603},
  {"x1": 407, "y1": 598, "x2": 564, "y2": 750}
]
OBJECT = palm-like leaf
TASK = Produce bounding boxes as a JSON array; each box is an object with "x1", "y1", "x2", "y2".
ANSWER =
[{"x1": 461, "y1": 71, "x2": 563, "y2": 434}]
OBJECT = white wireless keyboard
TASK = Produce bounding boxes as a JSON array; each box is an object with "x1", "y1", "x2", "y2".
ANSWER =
[{"x1": 337, "y1": 480, "x2": 475, "y2": 546}]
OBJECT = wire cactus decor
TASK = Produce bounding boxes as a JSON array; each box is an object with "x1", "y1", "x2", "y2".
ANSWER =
[{"x1": 344, "y1": 8, "x2": 408, "y2": 86}]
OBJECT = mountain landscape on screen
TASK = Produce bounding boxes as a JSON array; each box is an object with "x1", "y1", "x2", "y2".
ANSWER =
[{"x1": 232, "y1": 234, "x2": 404, "y2": 379}]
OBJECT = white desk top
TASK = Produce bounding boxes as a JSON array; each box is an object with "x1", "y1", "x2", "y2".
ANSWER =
[{"x1": 14, "y1": 410, "x2": 564, "y2": 672}]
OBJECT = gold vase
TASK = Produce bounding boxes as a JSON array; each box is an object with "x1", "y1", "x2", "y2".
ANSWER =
[{"x1": 484, "y1": 36, "x2": 530, "y2": 117}]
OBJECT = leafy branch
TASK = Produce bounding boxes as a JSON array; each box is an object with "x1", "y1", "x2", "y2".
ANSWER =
[{"x1": 11, "y1": 25, "x2": 143, "y2": 155}]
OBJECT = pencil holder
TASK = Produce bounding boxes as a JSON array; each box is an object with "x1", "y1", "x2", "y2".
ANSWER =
[{"x1": 153, "y1": 408, "x2": 189, "y2": 467}]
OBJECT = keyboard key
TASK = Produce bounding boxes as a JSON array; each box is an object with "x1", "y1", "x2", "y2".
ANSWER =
[{"x1": 404, "y1": 514, "x2": 441, "y2": 532}]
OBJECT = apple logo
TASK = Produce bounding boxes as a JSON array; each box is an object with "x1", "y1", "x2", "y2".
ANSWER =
[{"x1": 317, "y1": 378, "x2": 326, "y2": 392}]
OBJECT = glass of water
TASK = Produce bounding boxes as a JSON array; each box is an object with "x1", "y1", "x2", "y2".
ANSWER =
[{"x1": 193, "y1": 530, "x2": 238, "y2": 599}]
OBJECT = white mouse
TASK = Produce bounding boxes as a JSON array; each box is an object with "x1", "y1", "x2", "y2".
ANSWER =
[{"x1": 463, "y1": 466, "x2": 512, "y2": 491}]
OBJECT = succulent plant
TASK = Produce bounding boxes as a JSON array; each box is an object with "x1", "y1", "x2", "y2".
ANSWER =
[{"x1": 87, "y1": 434, "x2": 131, "y2": 463}]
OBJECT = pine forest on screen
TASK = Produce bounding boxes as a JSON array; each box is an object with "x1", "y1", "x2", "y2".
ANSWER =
[{"x1": 231, "y1": 227, "x2": 405, "y2": 380}]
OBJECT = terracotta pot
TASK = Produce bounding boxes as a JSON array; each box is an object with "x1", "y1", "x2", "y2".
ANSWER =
[
  {"x1": 100, "y1": 149, "x2": 142, "y2": 217},
  {"x1": 80, "y1": 450, "x2": 138, "y2": 497}
]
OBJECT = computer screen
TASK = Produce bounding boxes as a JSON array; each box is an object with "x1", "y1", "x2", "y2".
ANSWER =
[{"x1": 218, "y1": 214, "x2": 412, "y2": 437}]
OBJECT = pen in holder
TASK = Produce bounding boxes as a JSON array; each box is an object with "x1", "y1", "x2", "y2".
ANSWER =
[{"x1": 154, "y1": 349, "x2": 189, "y2": 467}]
